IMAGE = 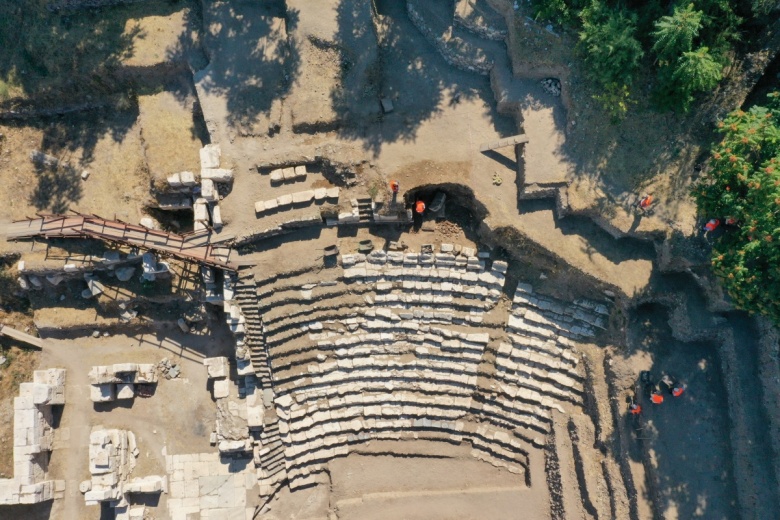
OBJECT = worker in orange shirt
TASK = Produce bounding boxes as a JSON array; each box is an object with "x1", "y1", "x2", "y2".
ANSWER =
[
  {"x1": 390, "y1": 180, "x2": 400, "y2": 205},
  {"x1": 672, "y1": 384, "x2": 687, "y2": 397},
  {"x1": 415, "y1": 200, "x2": 426, "y2": 215},
  {"x1": 650, "y1": 392, "x2": 664, "y2": 405},
  {"x1": 629, "y1": 402, "x2": 641, "y2": 415},
  {"x1": 637, "y1": 194, "x2": 653, "y2": 213}
]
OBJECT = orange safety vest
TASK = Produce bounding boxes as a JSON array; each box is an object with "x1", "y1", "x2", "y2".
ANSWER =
[
  {"x1": 672, "y1": 387, "x2": 685, "y2": 397},
  {"x1": 415, "y1": 201, "x2": 426, "y2": 214},
  {"x1": 651, "y1": 393, "x2": 664, "y2": 404},
  {"x1": 629, "y1": 404, "x2": 641, "y2": 415},
  {"x1": 390, "y1": 181, "x2": 399, "y2": 193},
  {"x1": 704, "y1": 219, "x2": 720, "y2": 232},
  {"x1": 639, "y1": 195, "x2": 653, "y2": 208}
]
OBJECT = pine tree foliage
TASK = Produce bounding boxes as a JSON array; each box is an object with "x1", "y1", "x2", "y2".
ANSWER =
[{"x1": 651, "y1": 3, "x2": 704, "y2": 63}]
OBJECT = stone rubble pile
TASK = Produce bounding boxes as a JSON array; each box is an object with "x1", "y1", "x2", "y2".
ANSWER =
[
  {"x1": 541, "y1": 78, "x2": 562, "y2": 97},
  {"x1": 81, "y1": 427, "x2": 167, "y2": 509},
  {"x1": 203, "y1": 356, "x2": 263, "y2": 454},
  {"x1": 158, "y1": 358, "x2": 182, "y2": 380},
  {"x1": 0, "y1": 369, "x2": 66, "y2": 505}
]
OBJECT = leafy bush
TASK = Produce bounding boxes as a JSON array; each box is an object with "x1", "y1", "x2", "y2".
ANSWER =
[{"x1": 693, "y1": 92, "x2": 780, "y2": 321}]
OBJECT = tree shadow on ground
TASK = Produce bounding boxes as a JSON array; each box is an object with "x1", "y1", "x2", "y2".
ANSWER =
[
  {"x1": 518, "y1": 198, "x2": 656, "y2": 264},
  {"x1": 19, "y1": 105, "x2": 138, "y2": 212},
  {"x1": 0, "y1": 0, "x2": 192, "y2": 105},
  {"x1": 330, "y1": 0, "x2": 511, "y2": 156},
  {"x1": 187, "y1": 0, "x2": 300, "y2": 138}
]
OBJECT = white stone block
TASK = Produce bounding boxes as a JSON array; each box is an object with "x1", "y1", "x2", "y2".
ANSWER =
[
  {"x1": 201, "y1": 168, "x2": 233, "y2": 183},
  {"x1": 203, "y1": 357, "x2": 229, "y2": 379},
  {"x1": 200, "y1": 144, "x2": 221, "y2": 169},
  {"x1": 116, "y1": 383, "x2": 135, "y2": 400},
  {"x1": 292, "y1": 191, "x2": 314, "y2": 204},
  {"x1": 213, "y1": 379, "x2": 230, "y2": 399},
  {"x1": 167, "y1": 172, "x2": 182, "y2": 188},
  {"x1": 201, "y1": 179, "x2": 216, "y2": 201},
  {"x1": 179, "y1": 171, "x2": 196, "y2": 187},
  {"x1": 211, "y1": 205, "x2": 222, "y2": 228}
]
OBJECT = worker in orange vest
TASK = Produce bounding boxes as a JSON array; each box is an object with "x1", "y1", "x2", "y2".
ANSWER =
[
  {"x1": 415, "y1": 200, "x2": 426, "y2": 214},
  {"x1": 650, "y1": 392, "x2": 664, "y2": 404},
  {"x1": 672, "y1": 384, "x2": 687, "y2": 397},
  {"x1": 704, "y1": 219, "x2": 720, "y2": 232},
  {"x1": 629, "y1": 403, "x2": 641, "y2": 415},
  {"x1": 638, "y1": 194, "x2": 653, "y2": 212},
  {"x1": 390, "y1": 180, "x2": 400, "y2": 205}
]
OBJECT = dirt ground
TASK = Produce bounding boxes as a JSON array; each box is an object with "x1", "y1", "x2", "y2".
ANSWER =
[{"x1": 608, "y1": 303, "x2": 740, "y2": 520}]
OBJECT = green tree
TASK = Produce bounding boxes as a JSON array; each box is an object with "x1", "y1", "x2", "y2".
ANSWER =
[
  {"x1": 578, "y1": 0, "x2": 643, "y2": 119},
  {"x1": 579, "y1": 1, "x2": 644, "y2": 86},
  {"x1": 693, "y1": 92, "x2": 780, "y2": 322},
  {"x1": 672, "y1": 46, "x2": 723, "y2": 108},
  {"x1": 651, "y1": 3, "x2": 704, "y2": 63}
]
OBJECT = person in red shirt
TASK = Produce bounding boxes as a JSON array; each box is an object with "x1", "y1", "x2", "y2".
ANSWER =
[
  {"x1": 672, "y1": 384, "x2": 687, "y2": 397},
  {"x1": 629, "y1": 403, "x2": 641, "y2": 415},
  {"x1": 651, "y1": 392, "x2": 664, "y2": 404},
  {"x1": 704, "y1": 219, "x2": 720, "y2": 232}
]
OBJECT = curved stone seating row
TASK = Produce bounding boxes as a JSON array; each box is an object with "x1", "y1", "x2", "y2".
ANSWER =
[
  {"x1": 273, "y1": 390, "x2": 530, "y2": 488},
  {"x1": 512, "y1": 284, "x2": 608, "y2": 341},
  {"x1": 494, "y1": 343, "x2": 584, "y2": 402},
  {"x1": 270, "y1": 335, "x2": 484, "y2": 377}
]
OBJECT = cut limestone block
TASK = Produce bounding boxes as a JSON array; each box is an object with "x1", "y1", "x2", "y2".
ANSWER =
[
  {"x1": 213, "y1": 379, "x2": 230, "y2": 399},
  {"x1": 270, "y1": 169, "x2": 284, "y2": 184},
  {"x1": 282, "y1": 167, "x2": 296, "y2": 182},
  {"x1": 194, "y1": 220, "x2": 208, "y2": 232},
  {"x1": 211, "y1": 205, "x2": 223, "y2": 228},
  {"x1": 167, "y1": 173, "x2": 182, "y2": 188},
  {"x1": 264, "y1": 199, "x2": 278, "y2": 211},
  {"x1": 203, "y1": 357, "x2": 229, "y2": 379},
  {"x1": 200, "y1": 144, "x2": 221, "y2": 169},
  {"x1": 254, "y1": 201, "x2": 265, "y2": 214},
  {"x1": 277, "y1": 194, "x2": 293, "y2": 208},
  {"x1": 116, "y1": 383, "x2": 135, "y2": 400},
  {"x1": 326, "y1": 187, "x2": 340, "y2": 199},
  {"x1": 90, "y1": 384, "x2": 115, "y2": 403},
  {"x1": 201, "y1": 179, "x2": 216, "y2": 201},
  {"x1": 292, "y1": 191, "x2": 314, "y2": 204},
  {"x1": 194, "y1": 200, "x2": 208, "y2": 222},
  {"x1": 294, "y1": 165, "x2": 307, "y2": 180},
  {"x1": 201, "y1": 168, "x2": 233, "y2": 183},
  {"x1": 314, "y1": 188, "x2": 327, "y2": 201},
  {"x1": 179, "y1": 171, "x2": 196, "y2": 187}
]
